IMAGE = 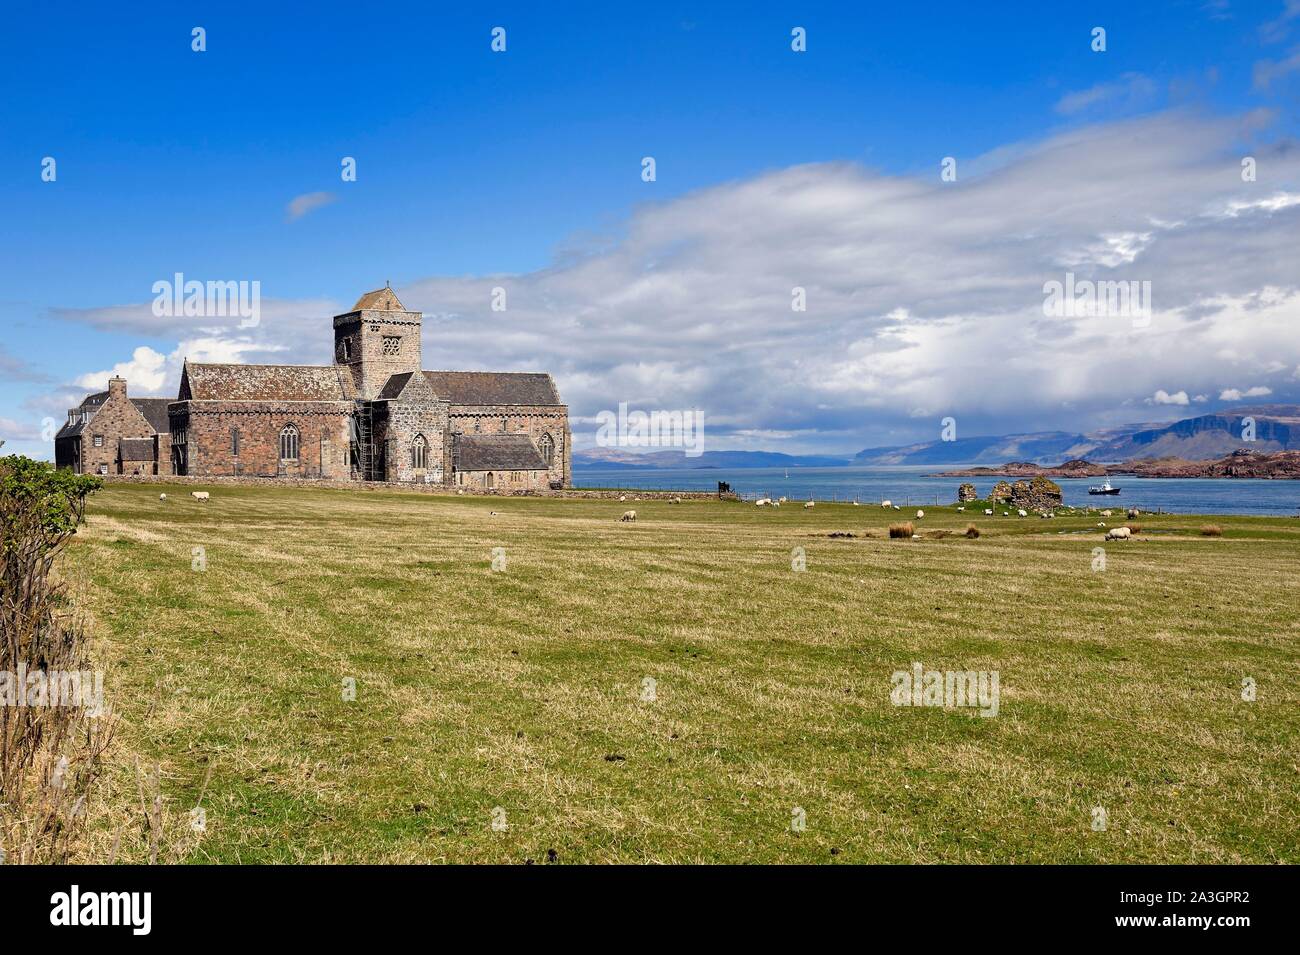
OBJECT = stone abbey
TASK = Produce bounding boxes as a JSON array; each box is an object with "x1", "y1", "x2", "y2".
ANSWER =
[{"x1": 55, "y1": 288, "x2": 570, "y2": 492}]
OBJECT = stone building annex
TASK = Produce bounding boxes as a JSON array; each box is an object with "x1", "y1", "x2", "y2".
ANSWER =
[{"x1": 55, "y1": 288, "x2": 571, "y2": 491}]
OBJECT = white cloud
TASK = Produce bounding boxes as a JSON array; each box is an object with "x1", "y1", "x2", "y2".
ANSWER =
[
  {"x1": 1149, "y1": 389, "x2": 1190, "y2": 405},
  {"x1": 76, "y1": 346, "x2": 169, "y2": 394},
  {"x1": 1055, "y1": 73, "x2": 1157, "y2": 115},
  {"x1": 1219, "y1": 386, "x2": 1273, "y2": 400},
  {"x1": 285, "y1": 191, "x2": 337, "y2": 222}
]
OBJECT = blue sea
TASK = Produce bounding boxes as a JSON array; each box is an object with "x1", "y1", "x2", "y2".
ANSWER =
[{"x1": 574, "y1": 465, "x2": 1300, "y2": 516}]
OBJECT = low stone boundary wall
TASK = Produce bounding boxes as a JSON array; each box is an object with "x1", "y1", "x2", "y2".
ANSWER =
[{"x1": 99, "y1": 474, "x2": 735, "y2": 501}]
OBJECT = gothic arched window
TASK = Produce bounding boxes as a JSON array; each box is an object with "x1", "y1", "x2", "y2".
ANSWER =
[
  {"x1": 411, "y1": 434, "x2": 427, "y2": 470},
  {"x1": 279, "y1": 424, "x2": 300, "y2": 462},
  {"x1": 538, "y1": 433, "x2": 554, "y2": 465}
]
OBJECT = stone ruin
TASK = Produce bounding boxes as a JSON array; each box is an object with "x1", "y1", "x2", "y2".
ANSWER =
[
  {"x1": 1010, "y1": 476, "x2": 1063, "y2": 511},
  {"x1": 957, "y1": 483, "x2": 977, "y2": 502}
]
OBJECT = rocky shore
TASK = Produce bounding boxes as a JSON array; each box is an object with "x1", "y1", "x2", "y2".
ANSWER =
[{"x1": 1107, "y1": 449, "x2": 1300, "y2": 479}]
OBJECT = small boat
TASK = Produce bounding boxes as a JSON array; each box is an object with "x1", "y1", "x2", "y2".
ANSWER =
[{"x1": 1088, "y1": 480, "x2": 1121, "y2": 496}]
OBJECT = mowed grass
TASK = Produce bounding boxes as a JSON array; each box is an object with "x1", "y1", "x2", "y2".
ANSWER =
[{"x1": 61, "y1": 484, "x2": 1300, "y2": 863}]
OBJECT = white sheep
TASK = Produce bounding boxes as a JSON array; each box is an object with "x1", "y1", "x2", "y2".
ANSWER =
[
  {"x1": 1105, "y1": 526, "x2": 1131, "y2": 541},
  {"x1": 852, "y1": 501, "x2": 860, "y2": 507},
  {"x1": 778, "y1": 497, "x2": 788, "y2": 504},
  {"x1": 915, "y1": 509, "x2": 924, "y2": 519},
  {"x1": 191, "y1": 491, "x2": 209, "y2": 502},
  {"x1": 804, "y1": 501, "x2": 815, "y2": 509},
  {"x1": 755, "y1": 498, "x2": 770, "y2": 507},
  {"x1": 881, "y1": 500, "x2": 892, "y2": 508},
  {"x1": 956, "y1": 506, "x2": 964, "y2": 512},
  {"x1": 984, "y1": 509, "x2": 993, "y2": 515},
  {"x1": 1101, "y1": 510, "x2": 1113, "y2": 517},
  {"x1": 1018, "y1": 509, "x2": 1027, "y2": 517},
  {"x1": 1097, "y1": 522, "x2": 1106, "y2": 527},
  {"x1": 893, "y1": 505, "x2": 901, "y2": 511},
  {"x1": 620, "y1": 510, "x2": 637, "y2": 522},
  {"x1": 159, "y1": 493, "x2": 167, "y2": 501},
  {"x1": 619, "y1": 495, "x2": 627, "y2": 502},
  {"x1": 669, "y1": 497, "x2": 682, "y2": 504}
]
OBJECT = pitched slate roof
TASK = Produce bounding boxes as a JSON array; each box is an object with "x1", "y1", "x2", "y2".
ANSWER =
[
  {"x1": 455, "y1": 433, "x2": 548, "y2": 471},
  {"x1": 352, "y1": 287, "x2": 406, "y2": 311},
  {"x1": 183, "y1": 363, "x2": 348, "y2": 401},
  {"x1": 118, "y1": 437, "x2": 155, "y2": 460},
  {"x1": 424, "y1": 371, "x2": 561, "y2": 407},
  {"x1": 375, "y1": 372, "x2": 415, "y2": 400},
  {"x1": 131, "y1": 398, "x2": 173, "y2": 434}
]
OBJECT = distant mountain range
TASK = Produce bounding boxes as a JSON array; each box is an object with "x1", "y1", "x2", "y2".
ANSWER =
[
  {"x1": 573, "y1": 405, "x2": 1300, "y2": 469},
  {"x1": 853, "y1": 405, "x2": 1300, "y2": 466},
  {"x1": 573, "y1": 448, "x2": 852, "y2": 469}
]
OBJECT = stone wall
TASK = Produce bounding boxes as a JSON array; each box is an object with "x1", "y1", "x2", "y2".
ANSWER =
[
  {"x1": 99, "y1": 472, "x2": 734, "y2": 500},
  {"x1": 173, "y1": 400, "x2": 353, "y2": 479}
]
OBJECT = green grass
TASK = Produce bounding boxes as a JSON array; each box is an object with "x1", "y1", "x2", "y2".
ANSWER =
[{"x1": 62, "y1": 483, "x2": 1300, "y2": 863}]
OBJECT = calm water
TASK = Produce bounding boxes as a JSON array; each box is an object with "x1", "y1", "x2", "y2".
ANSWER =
[{"x1": 574, "y1": 465, "x2": 1300, "y2": 516}]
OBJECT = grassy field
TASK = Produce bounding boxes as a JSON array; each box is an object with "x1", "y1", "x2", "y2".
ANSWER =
[{"x1": 61, "y1": 483, "x2": 1299, "y2": 863}]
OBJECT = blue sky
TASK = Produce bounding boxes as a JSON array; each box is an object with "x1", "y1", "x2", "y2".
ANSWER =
[{"x1": 2, "y1": 1, "x2": 1299, "y2": 457}]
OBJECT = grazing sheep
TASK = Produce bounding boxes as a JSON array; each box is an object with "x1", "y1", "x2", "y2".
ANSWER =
[
  {"x1": 191, "y1": 491, "x2": 209, "y2": 502},
  {"x1": 669, "y1": 497, "x2": 682, "y2": 504},
  {"x1": 159, "y1": 493, "x2": 167, "y2": 501},
  {"x1": 915, "y1": 509, "x2": 924, "y2": 519},
  {"x1": 956, "y1": 506, "x2": 964, "y2": 512},
  {"x1": 804, "y1": 501, "x2": 815, "y2": 509},
  {"x1": 489, "y1": 511, "x2": 498, "y2": 516},
  {"x1": 893, "y1": 505, "x2": 901, "y2": 511},
  {"x1": 984, "y1": 509, "x2": 993, "y2": 516},
  {"x1": 778, "y1": 497, "x2": 788, "y2": 504},
  {"x1": 1018, "y1": 509, "x2": 1027, "y2": 517},
  {"x1": 620, "y1": 510, "x2": 637, "y2": 522},
  {"x1": 755, "y1": 498, "x2": 770, "y2": 507},
  {"x1": 1105, "y1": 526, "x2": 1131, "y2": 541},
  {"x1": 1097, "y1": 522, "x2": 1106, "y2": 527},
  {"x1": 619, "y1": 495, "x2": 627, "y2": 502},
  {"x1": 1127, "y1": 507, "x2": 1140, "y2": 518},
  {"x1": 881, "y1": 500, "x2": 892, "y2": 508},
  {"x1": 771, "y1": 500, "x2": 781, "y2": 507},
  {"x1": 1101, "y1": 510, "x2": 1113, "y2": 517}
]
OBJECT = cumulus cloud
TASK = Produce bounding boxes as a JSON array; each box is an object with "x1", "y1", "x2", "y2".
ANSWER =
[
  {"x1": 285, "y1": 191, "x2": 337, "y2": 222},
  {"x1": 1149, "y1": 389, "x2": 1190, "y2": 405},
  {"x1": 49, "y1": 110, "x2": 1300, "y2": 453},
  {"x1": 1219, "y1": 385, "x2": 1273, "y2": 400},
  {"x1": 76, "y1": 346, "x2": 170, "y2": 394}
]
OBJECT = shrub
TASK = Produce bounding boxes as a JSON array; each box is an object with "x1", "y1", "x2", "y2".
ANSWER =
[
  {"x1": 1200, "y1": 524, "x2": 1222, "y2": 537},
  {"x1": 964, "y1": 524, "x2": 980, "y2": 539},
  {"x1": 0, "y1": 456, "x2": 112, "y2": 863},
  {"x1": 889, "y1": 522, "x2": 914, "y2": 539},
  {"x1": 1124, "y1": 524, "x2": 1142, "y2": 534}
]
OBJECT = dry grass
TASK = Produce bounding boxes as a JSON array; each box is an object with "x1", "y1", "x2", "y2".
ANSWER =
[
  {"x1": 1201, "y1": 524, "x2": 1223, "y2": 537},
  {"x1": 55, "y1": 483, "x2": 1300, "y2": 864},
  {"x1": 888, "y1": 522, "x2": 915, "y2": 539},
  {"x1": 965, "y1": 524, "x2": 981, "y2": 539}
]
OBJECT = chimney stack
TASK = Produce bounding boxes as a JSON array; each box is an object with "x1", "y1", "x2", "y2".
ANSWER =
[{"x1": 108, "y1": 376, "x2": 127, "y2": 398}]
